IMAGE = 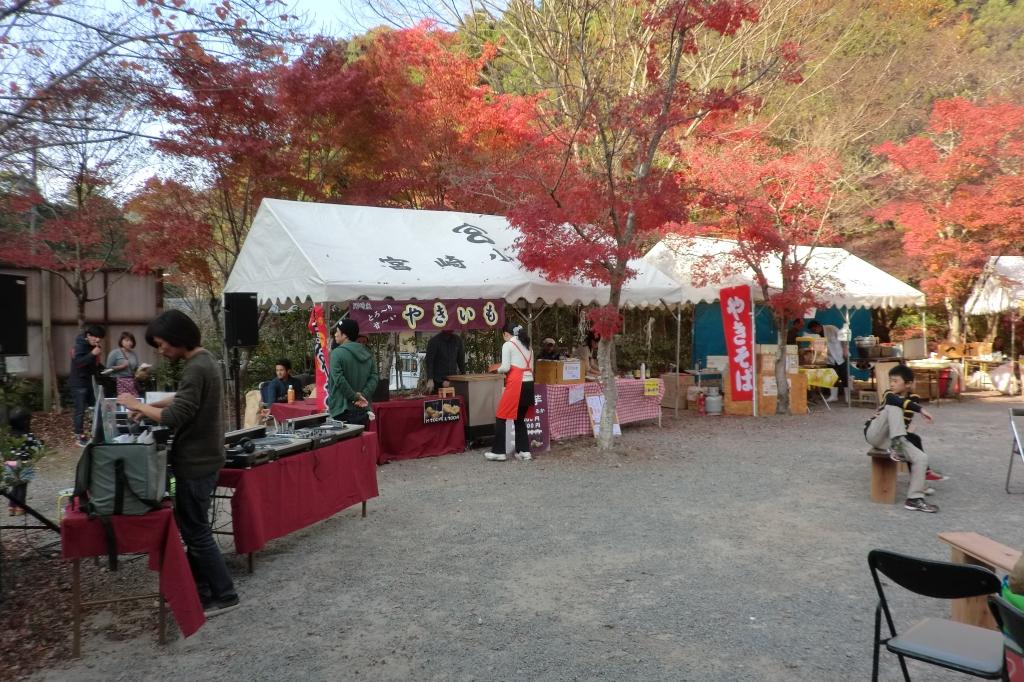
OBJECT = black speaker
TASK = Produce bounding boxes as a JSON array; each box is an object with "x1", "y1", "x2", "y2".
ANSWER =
[
  {"x1": 0, "y1": 273, "x2": 28, "y2": 356},
  {"x1": 223, "y1": 292, "x2": 259, "y2": 348}
]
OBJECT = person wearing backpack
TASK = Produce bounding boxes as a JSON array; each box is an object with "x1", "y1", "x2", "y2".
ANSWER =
[{"x1": 116, "y1": 309, "x2": 239, "y2": 617}]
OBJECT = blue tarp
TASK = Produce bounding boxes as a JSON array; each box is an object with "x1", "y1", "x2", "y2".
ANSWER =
[{"x1": 692, "y1": 303, "x2": 871, "y2": 375}]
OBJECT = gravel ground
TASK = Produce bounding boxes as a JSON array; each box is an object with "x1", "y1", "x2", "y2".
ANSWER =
[{"x1": 19, "y1": 392, "x2": 1024, "y2": 681}]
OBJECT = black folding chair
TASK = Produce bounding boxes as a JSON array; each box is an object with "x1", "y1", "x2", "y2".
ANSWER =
[
  {"x1": 869, "y1": 549, "x2": 1006, "y2": 681},
  {"x1": 990, "y1": 595, "x2": 1024, "y2": 676},
  {"x1": 1007, "y1": 408, "x2": 1024, "y2": 493}
]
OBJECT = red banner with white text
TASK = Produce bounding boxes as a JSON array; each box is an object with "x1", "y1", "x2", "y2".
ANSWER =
[
  {"x1": 720, "y1": 285, "x2": 755, "y2": 402},
  {"x1": 308, "y1": 304, "x2": 329, "y2": 411}
]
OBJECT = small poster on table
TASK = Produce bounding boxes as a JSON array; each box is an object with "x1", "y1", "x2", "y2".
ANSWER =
[
  {"x1": 423, "y1": 398, "x2": 461, "y2": 424},
  {"x1": 643, "y1": 379, "x2": 660, "y2": 397},
  {"x1": 562, "y1": 360, "x2": 581, "y2": 381},
  {"x1": 567, "y1": 384, "x2": 585, "y2": 405}
]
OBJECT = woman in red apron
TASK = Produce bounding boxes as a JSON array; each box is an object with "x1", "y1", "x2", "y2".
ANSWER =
[{"x1": 486, "y1": 322, "x2": 535, "y2": 461}]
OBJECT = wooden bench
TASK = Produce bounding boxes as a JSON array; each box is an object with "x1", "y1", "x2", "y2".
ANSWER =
[
  {"x1": 938, "y1": 531, "x2": 1022, "y2": 630},
  {"x1": 867, "y1": 449, "x2": 897, "y2": 504}
]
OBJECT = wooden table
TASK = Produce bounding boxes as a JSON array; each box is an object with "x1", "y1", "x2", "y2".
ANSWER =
[{"x1": 938, "y1": 531, "x2": 1021, "y2": 629}]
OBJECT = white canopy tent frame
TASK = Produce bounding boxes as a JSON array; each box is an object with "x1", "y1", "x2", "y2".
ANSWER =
[
  {"x1": 644, "y1": 236, "x2": 927, "y2": 411},
  {"x1": 965, "y1": 256, "x2": 1024, "y2": 390}
]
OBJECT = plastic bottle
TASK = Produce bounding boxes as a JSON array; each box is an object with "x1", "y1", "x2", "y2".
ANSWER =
[{"x1": 287, "y1": 385, "x2": 296, "y2": 403}]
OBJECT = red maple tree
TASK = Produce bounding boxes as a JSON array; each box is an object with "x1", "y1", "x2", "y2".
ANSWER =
[
  {"x1": 671, "y1": 130, "x2": 843, "y2": 413},
  {"x1": 874, "y1": 98, "x2": 1024, "y2": 340},
  {"x1": 493, "y1": 1, "x2": 799, "y2": 443}
]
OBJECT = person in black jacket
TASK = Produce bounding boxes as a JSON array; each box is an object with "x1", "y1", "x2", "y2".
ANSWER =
[
  {"x1": 424, "y1": 330, "x2": 465, "y2": 393},
  {"x1": 259, "y1": 358, "x2": 304, "y2": 405},
  {"x1": 69, "y1": 324, "x2": 105, "y2": 446}
]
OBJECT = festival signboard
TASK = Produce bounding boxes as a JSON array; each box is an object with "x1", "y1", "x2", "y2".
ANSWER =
[
  {"x1": 523, "y1": 385, "x2": 550, "y2": 453},
  {"x1": 307, "y1": 304, "x2": 330, "y2": 410},
  {"x1": 422, "y1": 398, "x2": 461, "y2": 424},
  {"x1": 719, "y1": 284, "x2": 756, "y2": 403},
  {"x1": 347, "y1": 299, "x2": 505, "y2": 334}
]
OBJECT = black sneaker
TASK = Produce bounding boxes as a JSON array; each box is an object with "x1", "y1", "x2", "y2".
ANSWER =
[
  {"x1": 203, "y1": 595, "x2": 240, "y2": 618},
  {"x1": 904, "y1": 498, "x2": 939, "y2": 513}
]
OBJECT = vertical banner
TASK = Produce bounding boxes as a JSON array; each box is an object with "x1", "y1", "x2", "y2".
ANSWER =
[
  {"x1": 308, "y1": 304, "x2": 330, "y2": 411},
  {"x1": 523, "y1": 385, "x2": 550, "y2": 453},
  {"x1": 720, "y1": 285, "x2": 755, "y2": 402}
]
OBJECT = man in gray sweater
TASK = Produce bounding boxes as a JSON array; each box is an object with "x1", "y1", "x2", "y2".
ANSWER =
[{"x1": 117, "y1": 309, "x2": 238, "y2": 617}]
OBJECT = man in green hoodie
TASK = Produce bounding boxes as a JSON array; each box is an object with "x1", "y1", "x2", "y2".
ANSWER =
[{"x1": 327, "y1": 318, "x2": 378, "y2": 425}]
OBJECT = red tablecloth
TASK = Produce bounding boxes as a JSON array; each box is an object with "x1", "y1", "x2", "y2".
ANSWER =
[
  {"x1": 216, "y1": 433, "x2": 379, "y2": 554},
  {"x1": 375, "y1": 397, "x2": 465, "y2": 463},
  {"x1": 269, "y1": 400, "x2": 329, "y2": 422},
  {"x1": 61, "y1": 503, "x2": 205, "y2": 637},
  {"x1": 545, "y1": 378, "x2": 664, "y2": 441}
]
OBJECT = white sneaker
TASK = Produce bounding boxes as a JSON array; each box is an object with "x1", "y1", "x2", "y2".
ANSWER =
[
  {"x1": 484, "y1": 452, "x2": 506, "y2": 462},
  {"x1": 923, "y1": 487, "x2": 936, "y2": 496},
  {"x1": 514, "y1": 452, "x2": 532, "y2": 461}
]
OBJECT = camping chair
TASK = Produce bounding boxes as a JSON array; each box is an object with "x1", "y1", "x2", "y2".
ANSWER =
[
  {"x1": 1007, "y1": 408, "x2": 1024, "y2": 494},
  {"x1": 989, "y1": 594, "x2": 1024, "y2": 681},
  {"x1": 868, "y1": 549, "x2": 1005, "y2": 681}
]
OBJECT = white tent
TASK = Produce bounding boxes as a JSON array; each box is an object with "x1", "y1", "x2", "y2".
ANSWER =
[
  {"x1": 965, "y1": 256, "x2": 1024, "y2": 315},
  {"x1": 225, "y1": 199, "x2": 686, "y2": 307},
  {"x1": 644, "y1": 236, "x2": 926, "y2": 308}
]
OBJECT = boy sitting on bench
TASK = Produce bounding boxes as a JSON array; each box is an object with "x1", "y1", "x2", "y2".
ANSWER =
[{"x1": 863, "y1": 365, "x2": 939, "y2": 513}]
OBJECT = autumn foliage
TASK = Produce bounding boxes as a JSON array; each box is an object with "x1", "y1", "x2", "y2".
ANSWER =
[{"x1": 874, "y1": 98, "x2": 1024, "y2": 334}]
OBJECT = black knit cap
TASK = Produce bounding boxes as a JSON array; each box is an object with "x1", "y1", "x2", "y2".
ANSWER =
[{"x1": 337, "y1": 318, "x2": 359, "y2": 340}]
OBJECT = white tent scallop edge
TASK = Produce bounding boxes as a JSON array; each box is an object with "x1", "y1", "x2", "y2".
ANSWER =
[
  {"x1": 224, "y1": 199, "x2": 690, "y2": 308},
  {"x1": 643, "y1": 236, "x2": 926, "y2": 309}
]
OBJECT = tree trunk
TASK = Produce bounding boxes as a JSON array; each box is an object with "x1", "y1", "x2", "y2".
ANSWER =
[
  {"x1": 597, "y1": 286, "x2": 622, "y2": 451},
  {"x1": 945, "y1": 297, "x2": 964, "y2": 342},
  {"x1": 774, "y1": 319, "x2": 789, "y2": 415}
]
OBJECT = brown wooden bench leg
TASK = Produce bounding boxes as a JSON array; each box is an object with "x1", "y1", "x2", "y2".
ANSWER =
[
  {"x1": 948, "y1": 548, "x2": 999, "y2": 630},
  {"x1": 870, "y1": 457, "x2": 897, "y2": 504}
]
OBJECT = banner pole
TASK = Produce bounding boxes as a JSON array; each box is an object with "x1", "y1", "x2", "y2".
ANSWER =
[{"x1": 751, "y1": 288, "x2": 758, "y2": 417}]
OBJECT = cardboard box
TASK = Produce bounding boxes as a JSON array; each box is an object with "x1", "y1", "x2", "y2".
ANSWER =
[
  {"x1": 723, "y1": 371, "x2": 807, "y2": 415},
  {"x1": 661, "y1": 372, "x2": 695, "y2": 409},
  {"x1": 937, "y1": 342, "x2": 965, "y2": 359},
  {"x1": 534, "y1": 359, "x2": 585, "y2": 385},
  {"x1": 901, "y1": 337, "x2": 927, "y2": 360}
]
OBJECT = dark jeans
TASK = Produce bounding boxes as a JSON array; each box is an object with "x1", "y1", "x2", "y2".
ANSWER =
[
  {"x1": 7, "y1": 483, "x2": 26, "y2": 508},
  {"x1": 71, "y1": 385, "x2": 94, "y2": 436},
  {"x1": 492, "y1": 381, "x2": 535, "y2": 455},
  {"x1": 335, "y1": 407, "x2": 369, "y2": 426},
  {"x1": 175, "y1": 472, "x2": 236, "y2": 603},
  {"x1": 830, "y1": 361, "x2": 849, "y2": 389}
]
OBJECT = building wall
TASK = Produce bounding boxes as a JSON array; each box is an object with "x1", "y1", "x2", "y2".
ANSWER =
[{"x1": 0, "y1": 267, "x2": 162, "y2": 378}]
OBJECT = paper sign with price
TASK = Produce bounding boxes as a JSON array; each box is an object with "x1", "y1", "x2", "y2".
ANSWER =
[{"x1": 643, "y1": 379, "x2": 660, "y2": 397}]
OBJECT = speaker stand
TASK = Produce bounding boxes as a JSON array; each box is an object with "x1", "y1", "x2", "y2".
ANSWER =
[{"x1": 231, "y1": 347, "x2": 242, "y2": 431}]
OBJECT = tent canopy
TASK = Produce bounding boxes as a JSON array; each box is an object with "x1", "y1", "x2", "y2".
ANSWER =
[
  {"x1": 965, "y1": 256, "x2": 1024, "y2": 315},
  {"x1": 225, "y1": 199, "x2": 685, "y2": 308},
  {"x1": 644, "y1": 236, "x2": 926, "y2": 309}
]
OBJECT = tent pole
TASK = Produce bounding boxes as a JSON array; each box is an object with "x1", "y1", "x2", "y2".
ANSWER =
[
  {"x1": 752, "y1": 299, "x2": 758, "y2": 418},
  {"x1": 661, "y1": 298, "x2": 683, "y2": 419},
  {"x1": 844, "y1": 308, "x2": 852, "y2": 408},
  {"x1": 1012, "y1": 309, "x2": 1018, "y2": 395}
]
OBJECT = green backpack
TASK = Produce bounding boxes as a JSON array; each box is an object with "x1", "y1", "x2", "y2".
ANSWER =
[{"x1": 73, "y1": 442, "x2": 167, "y2": 569}]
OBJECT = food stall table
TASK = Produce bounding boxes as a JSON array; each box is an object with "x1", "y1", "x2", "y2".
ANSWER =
[
  {"x1": 61, "y1": 502, "x2": 205, "y2": 657},
  {"x1": 215, "y1": 433, "x2": 379, "y2": 565},
  {"x1": 798, "y1": 366, "x2": 839, "y2": 410},
  {"x1": 545, "y1": 378, "x2": 663, "y2": 441},
  {"x1": 374, "y1": 396, "x2": 466, "y2": 462}
]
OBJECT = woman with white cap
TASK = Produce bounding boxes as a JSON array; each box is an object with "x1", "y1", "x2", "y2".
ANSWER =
[{"x1": 487, "y1": 321, "x2": 535, "y2": 461}]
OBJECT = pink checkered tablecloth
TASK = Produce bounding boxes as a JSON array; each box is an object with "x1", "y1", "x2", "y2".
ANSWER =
[{"x1": 545, "y1": 378, "x2": 664, "y2": 441}]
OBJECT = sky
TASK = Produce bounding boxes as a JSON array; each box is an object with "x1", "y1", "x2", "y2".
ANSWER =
[{"x1": 289, "y1": 0, "x2": 392, "y2": 38}]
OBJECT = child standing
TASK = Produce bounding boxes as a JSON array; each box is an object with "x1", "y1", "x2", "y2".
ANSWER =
[{"x1": 864, "y1": 365, "x2": 938, "y2": 513}]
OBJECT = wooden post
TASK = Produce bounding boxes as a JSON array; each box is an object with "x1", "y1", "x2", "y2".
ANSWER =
[{"x1": 948, "y1": 548, "x2": 998, "y2": 630}]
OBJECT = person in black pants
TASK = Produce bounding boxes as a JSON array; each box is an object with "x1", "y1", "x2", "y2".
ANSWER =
[
  {"x1": 487, "y1": 322, "x2": 535, "y2": 462},
  {"x1": 69, "y1": 324, "x2": 106, "y2": 446},
  {"x1": 117, "y1": 310, "x2": 239, "y2": 617}
]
